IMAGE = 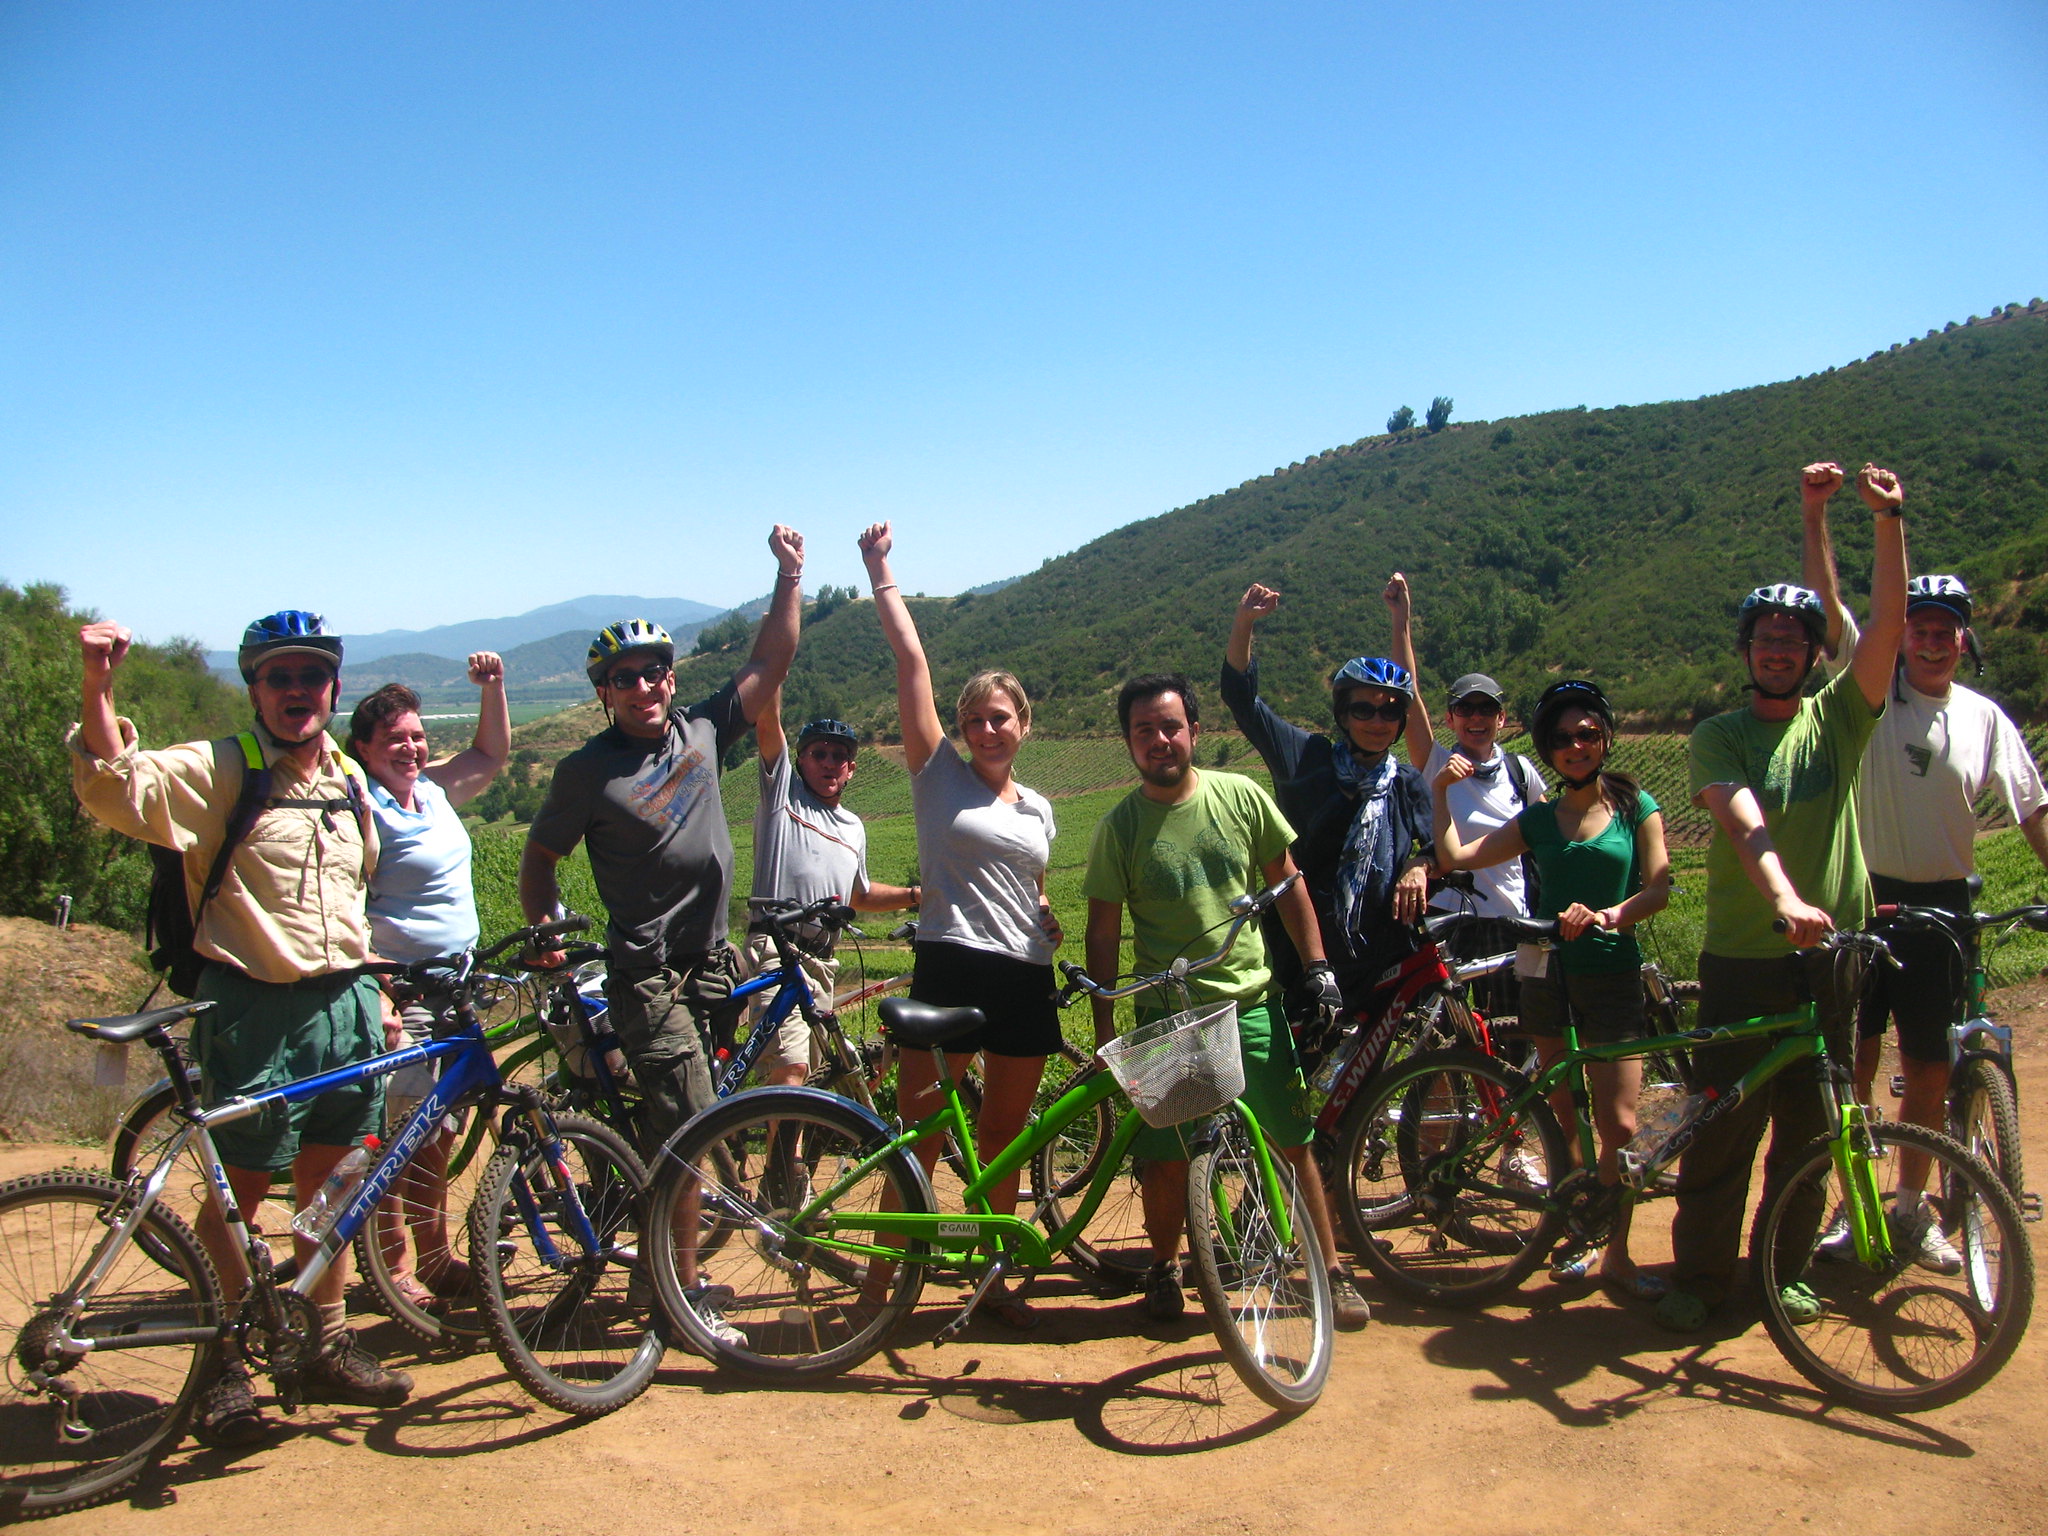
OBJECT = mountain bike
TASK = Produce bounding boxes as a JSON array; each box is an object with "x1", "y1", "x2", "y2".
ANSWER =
[
  {"x1": 1346, "y1": 929, "x2": 2032, "y2": 1411},
  {"x1": 1866, "y1": 895, "x2": 2048, "y2": 1211},
  {"x1": 643, "y1": 875, "x2": 1335, "y2": 1412},
  {"x1": 0, "y1": 919, "x2": 657, "y2": 1518}
]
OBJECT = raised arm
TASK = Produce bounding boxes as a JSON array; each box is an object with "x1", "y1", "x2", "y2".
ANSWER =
[
  {"x1": 755, "y1": 681, "x2": 788, "y2": 768},
  {"x1": 1799, "y1": 462, "x2": 1852, "y2": 663},
  {"x1": 425, "y1": 651, "x2": 510, "y2": 807},
  {"x1": 1384, "y1": 572, "x2": 1433, "y2": 768},
  {"x1": 732, "y1": 525, "x2": 806, "y2": 724},
  {"x1": 77, "y1": 620, "x2": 133, "y2": 763},
  {"x1": 1430, "y1": 755, "x2": 1528, "y2": 870},
  {"x1": 1847, "y1": 465, "x2": 1908, "y2": 711},
  {"x1": 1225, "y1": 583, "x2": 1278, "y2": 674},
  {"x1": 858, "y1": 522, "x2": 944, "y2": 774}
]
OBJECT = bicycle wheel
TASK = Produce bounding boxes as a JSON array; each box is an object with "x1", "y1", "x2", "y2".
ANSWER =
[
  {"x1": 1755, "y1": 1121, "x2": 2032, "y2": 1412},
  {"x1": 1349, "y1": 1049, "x2": 1568, "y2": 1307},
  {"x1": 645, "y1": 1089, "x2": 931, "y2": 1381},
  {"x1": 468, "y1": 1114, "x2": 660, "y2": 1416},
  {"x1": 1186, "y1": 1111, "x2": 1332, "y2": 1412},
  {"x1": 111, "y1": 1079, "x2": 298, "y2": 1279},
  {"x1": 0, "y1": 1172, "x2": 223, "y2": 1518},
  {"x1": 1034, "y1": 1103, "x2": 1153, "y2": 1292},
  {"x1": 354, "y1": 1119, "x2": 495, "y2": 1347},
  {"x1": 1949, "y1": 1055, "x2": 2024, "y2": 1200},
  {"x1": 1326, "y1": 1000, "x2": 1464, "y2": 1247}
]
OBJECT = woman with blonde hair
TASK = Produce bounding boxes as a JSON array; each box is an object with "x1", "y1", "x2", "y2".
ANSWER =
[{"x1": 859, "y1": 523, "x2": 1060, "y2": 1328}]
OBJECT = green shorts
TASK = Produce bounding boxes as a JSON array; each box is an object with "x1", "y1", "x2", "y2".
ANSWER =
[
  {"x1": 1131, "y1": 999, "x2": 1313, "y2": 1161},
  {"x1": 193, "y1": 964, "x2": 386, "y2": 1173}
]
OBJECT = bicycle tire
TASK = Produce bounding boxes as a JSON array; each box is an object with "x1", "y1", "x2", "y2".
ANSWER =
[
  {"x1": 1349, "y1": 1048, "x2": 1568, "y2": 1307},
  {"x1": 1755, "y1": 1121, "x2": 2032, "y2": 1412},
  {"x1": 111, "y1": 1079, "x2": 299, "y2": 1281},
  {"x1": 1186, "y1": 1111, "x2": 1333, "y2": 1412},
  {"x1": 0, "y1": 1171, "x2": 224, "y2": 1518},
  {"x1": 1949, "y1": 1055, "x2": 2025, "y2": 1200},
  {"x1": 468, "y1": 1113, "x2": 660, "y2": 1416},
  {"x1": 644, "y1": 1088, "x2": 931, "y2": 1381},
  {"x1": 1325, "y1": 997, "x2": 1469, "y2": 1245}
]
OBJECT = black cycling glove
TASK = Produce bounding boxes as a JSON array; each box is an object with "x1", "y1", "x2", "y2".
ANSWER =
[{"x1": 1287, "y1": 962, "x2": 1346, "y2": 1066}]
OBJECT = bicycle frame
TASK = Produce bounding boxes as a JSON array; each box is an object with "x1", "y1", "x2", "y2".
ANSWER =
[{"x1": 1315, "y1": 938, "x2": 1511, "y2": 1132}]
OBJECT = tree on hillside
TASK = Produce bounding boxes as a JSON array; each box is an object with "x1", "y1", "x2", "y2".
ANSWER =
[
  {"x1": 0, "y1": 583, "x2": 243, "y2": 927},
  {"x1": 1426, "y1": 396, "x2": 1455, "y2": 432},
  {"x1": 692, "y1": 609, "x2": 754, "y2": 654},
  {"x1": 1387, "y1": 404, "x2": 1416, "y2": 434}
]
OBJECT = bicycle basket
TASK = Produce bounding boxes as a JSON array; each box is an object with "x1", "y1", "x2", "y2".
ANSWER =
[{"x1": 1099, "y1": 1002, "x2": 1244, "y2": 1128}]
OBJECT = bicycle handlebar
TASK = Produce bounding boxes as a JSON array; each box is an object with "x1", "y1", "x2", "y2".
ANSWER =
[
  {"x1": 1872, "y1": 902, "x2": 2048, "y2": 936},
  {"x1": 1055, "y1": 873, "x2": 1299, "y2": 1006},
  {"x1": 1767, "y1": 921, "x2": 1901, "y2": 966}
]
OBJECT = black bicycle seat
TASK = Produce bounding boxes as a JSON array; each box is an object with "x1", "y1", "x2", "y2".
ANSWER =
[
  {"x1": 878, "y1": 998, "x2": 986, "y2": 1049},
  {"x1": 67, "y1": 1000, "x2": 215, "y2": 1043}
]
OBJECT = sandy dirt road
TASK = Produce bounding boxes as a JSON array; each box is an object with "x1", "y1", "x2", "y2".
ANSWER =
[{"x1": 7, "y1": 983, "x2": 2046, "y2": 1536}]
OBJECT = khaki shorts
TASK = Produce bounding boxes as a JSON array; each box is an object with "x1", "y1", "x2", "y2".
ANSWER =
[{"x1": 740, "y1": 932, "x2": 838, "y2": 1077}]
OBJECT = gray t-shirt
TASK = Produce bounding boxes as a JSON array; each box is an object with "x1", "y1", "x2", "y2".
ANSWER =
[
  {"x1": 751, "y1": 747, "x2": 870, "y2": 951},
  {"x1": 911, "y1": 740, "x2": 1056, "y2": 965},
  {"x1": 528, "y1": 681, "x2": 749, "y2": 968}
]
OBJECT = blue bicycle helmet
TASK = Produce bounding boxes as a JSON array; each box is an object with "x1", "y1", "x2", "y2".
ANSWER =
[
  {"x1": 1736, "y1": 584, "x2": 1827, "y2": 646},
  {"x1": 237, "y1": 611, "x2": 343, "y2": 683},
  {"x1": 1905, "y1": 574, "x2": 1971, "y2": 625},
  {"x1": 1330, "y1": 656, "x2": 1413, "y2": 731}
]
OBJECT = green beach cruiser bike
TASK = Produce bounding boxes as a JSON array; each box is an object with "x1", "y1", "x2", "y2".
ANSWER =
[
  {"x1": 1348, "y1": 928, "x2": 2032, "y2": 1412},
  {"x1": 643, "y1": 875, "x2": 1335, "y2": 1412}
]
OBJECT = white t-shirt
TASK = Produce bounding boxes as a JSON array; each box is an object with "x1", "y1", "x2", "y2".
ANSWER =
[
  {"x1": 750, "y1": 748, "x2": 870, "y2": 950},
  {"x1": 911, "y1": 740, "x2": 1057, "y2": 964},
  {"x1": 1423, "y1": 740, "x2": 1545, "y2": 917},
  {"x1": 1856, "y1": 678, "x2": 2046, "y2": 883}
]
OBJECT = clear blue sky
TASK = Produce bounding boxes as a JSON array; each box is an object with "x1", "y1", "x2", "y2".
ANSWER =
[{"x1": 3, "y1": 1, "x2": 2042, "y2": 648}]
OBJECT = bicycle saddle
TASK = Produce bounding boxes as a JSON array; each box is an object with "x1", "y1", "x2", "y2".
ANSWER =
[
  {"x1": 66, "y1": 1000, "x2": 215, "y2": 1043},
  {"x1": 877, "y1": 998, "x2": 986, "y2": 1049}
]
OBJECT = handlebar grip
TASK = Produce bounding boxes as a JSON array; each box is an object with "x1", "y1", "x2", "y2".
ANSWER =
[
  {"x1": 1771, "y1": 918, "x2": 1789, "y2": 933},
  {"x1": 1874, "y1": 904, "x2": 1899, "y2": 919},
  {"x1": 533, "y1": 914, "x2": 590, "y2": 941}
]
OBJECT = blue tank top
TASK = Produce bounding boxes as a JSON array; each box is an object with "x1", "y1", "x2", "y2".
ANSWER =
[{"x1": 365, "y1": 775, "x2": 480, "y2": 962}]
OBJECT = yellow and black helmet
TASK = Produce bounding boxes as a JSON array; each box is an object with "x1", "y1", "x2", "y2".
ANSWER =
[{"x1": 586, "y1": 618, "x2": 675, "y2": 687}]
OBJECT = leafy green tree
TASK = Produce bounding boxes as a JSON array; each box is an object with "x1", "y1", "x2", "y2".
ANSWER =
[
  {"x1": 1426, "y1": 396, "x2": 1454, "y2": 432},
  {"x1": 1387, "y1": 404, "x2": 1416, "y2": 434},
  {"x1": 692, "y1": 610, "x2": 754, "y2": 654}
]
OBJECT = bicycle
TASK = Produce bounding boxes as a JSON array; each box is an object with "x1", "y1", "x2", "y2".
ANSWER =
[
  {"x1": 1866, "y1": 893, "x2": 2048, "y2": 1211},
  {"x1": 642, "y1": 875, "x2": 1335, "y2": 1412},
  {"x1": 0, "y1": 918, "x2": 658, "y2": 1518},
  {"x1": 1345, "y1": 928, "x2": 2033, "y2": 1411}
]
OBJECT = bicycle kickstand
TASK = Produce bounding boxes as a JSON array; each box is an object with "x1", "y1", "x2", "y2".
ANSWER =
[{"x1": 936, "y1": 1256, "x2": 1012, "y2": 1345}]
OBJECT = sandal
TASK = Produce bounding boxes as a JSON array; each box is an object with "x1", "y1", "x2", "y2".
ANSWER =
[
  {"x1": 982, "y1": 1294, "x2": 1039, "y2": 1331},
  {"x1": 1601, "y1": 1270, "x2": 1672, "y2": 1304},
  {"x1": 1652, "y1": 1286, "x2": 1711, "y2": 1332},
  {"x1": 1777, "y1": 1281, "x2": 1825, "y2": 1325},
  {"x1": 390, "y1": 1271, "x2": 440, "y2": 1311}
]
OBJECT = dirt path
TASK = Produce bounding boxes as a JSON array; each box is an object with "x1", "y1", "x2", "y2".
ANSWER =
[{"x1": 10, "y1": 983, "x2": 2048, "y2": 1536}]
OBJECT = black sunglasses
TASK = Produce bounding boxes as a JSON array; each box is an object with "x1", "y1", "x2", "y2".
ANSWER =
[
  {"x1": 1450, "y1": 698, "x2": 1502, "y2": 718},
  {"x1": 1342, "y1": 700, "x2": 1408, "y2": 724},
  {"x1": 257, "y1": 666, "x2": 334, "y2": 691},
  {"x1": 604, "y1": 662, "x2": 672, "y2": 691},
  {"x1": 1550, "y1": 726, "x2": 1606, "y2": 750}
]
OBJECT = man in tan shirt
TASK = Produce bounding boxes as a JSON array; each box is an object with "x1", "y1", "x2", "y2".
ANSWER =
[{"x1": 72, "y1": 610, "x2": 409, "y2": 1442}]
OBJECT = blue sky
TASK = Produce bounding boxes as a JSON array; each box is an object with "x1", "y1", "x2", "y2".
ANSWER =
[{"x1": 2, "y1": 1, "x2": 2043, "y2": 648}]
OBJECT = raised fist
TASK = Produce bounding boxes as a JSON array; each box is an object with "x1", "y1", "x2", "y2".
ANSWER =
[
  {"x1": 78, "y1": 621, "x2": 132, "y2": 684},
  {"x1": 468, "y1": 651, "x2": 504, "y2": 687}
]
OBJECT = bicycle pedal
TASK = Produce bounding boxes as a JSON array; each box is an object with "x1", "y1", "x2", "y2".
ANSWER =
[
  {"x1": 2022, "y1": 1191, "x2": 2042, "y2": 1223},
  {"x1": 1889, "y1": 1073, "x2": 1905, "y2": 1099}
]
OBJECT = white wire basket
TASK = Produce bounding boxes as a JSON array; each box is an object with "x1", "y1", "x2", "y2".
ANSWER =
[{"x1": 1098, "y1": 1001, "x2": 1244, "y2": 1128}]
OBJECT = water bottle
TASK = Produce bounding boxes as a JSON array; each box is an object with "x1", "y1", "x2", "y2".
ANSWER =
[
  {"x1": 1311, "y1": 1030, "x2": 1365, "y2": 1096},
  {"x1": 291, "y1": 1137, "x2": 381, "y2": 1241},
  {"x1": 1617, "y1": 1090, "x2": 1714, "y2": 1187}
]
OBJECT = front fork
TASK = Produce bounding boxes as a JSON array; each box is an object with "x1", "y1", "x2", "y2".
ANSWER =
[{"x1": 1824, "y1": 1077, "x2": 1896, "y2": 1267}]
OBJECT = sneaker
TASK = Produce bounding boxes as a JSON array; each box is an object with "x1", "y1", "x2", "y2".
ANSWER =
[
  {"x1": 682, "y1": 1283, "x2": 746, "y2": 1348},
  {"x1": 1891, "y1": 1195, "x2": 1964, "y2": 1276},
  {"x1": 192, "y1": 1355, "x2": 267, "y2": 1447},
  {"x1": 300, "y1": 1330, "x2": 413, "y2": 1408},
  {"x1": 1813, "y1": 1204, "x2": 1853, "y2": 1263},
  {"x1": 1550, "y1": 1245, "x2": 1601, "y2": 1282},
  {"x1": 1503, "y1": 1146, "x2": 1547, "y2": 1191},
  {"x1": 1141, "y1": 1260, "x2": 1185, "y2": 1321},
  {"x1": 1327, "y1": 1269, "x2": 1371, "y2": 1331},
  {"x1": 1778, "y1": 1281, "x2": 1825, "y2": 1325}
]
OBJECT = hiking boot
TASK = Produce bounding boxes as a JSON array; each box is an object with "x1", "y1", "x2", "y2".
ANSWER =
[
  {"x1": 1141, "y1": 1260, "x2": 1185, "y2": 1322},
  {"x1": 300, "y1": 1331, "x2": 413, "y2": 1408},
  {"x1": 682, "y1": 1284, "x2": 745, "y2": 1348},
  {"x1": 1328, "y1": 1269, "x2": 1371, "y2": 1330},
  {"x1": 1891, "y1": 1194, "x2": 1964, "y2": 1276},
  {"x1": 192, "y1": 1355, "x2": 267, "y2": 1447}
]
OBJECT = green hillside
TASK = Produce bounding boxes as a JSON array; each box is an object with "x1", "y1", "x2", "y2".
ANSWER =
[{"x1": 669, "y1": 304, "x2": 2048, "y2": 734}]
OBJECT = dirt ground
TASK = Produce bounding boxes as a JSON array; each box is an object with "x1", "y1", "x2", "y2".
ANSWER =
[{"x1": 8, "y1": 982, "x2": 2048, "y2": 1536}]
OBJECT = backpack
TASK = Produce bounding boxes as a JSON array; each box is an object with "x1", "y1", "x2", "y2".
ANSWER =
[
  {"x1": 1502, "y1": 752, "x2": 1545, "y2": 915},
  {"x1": 141, "y1": 733, "x2": 369, "y2": 1001}
]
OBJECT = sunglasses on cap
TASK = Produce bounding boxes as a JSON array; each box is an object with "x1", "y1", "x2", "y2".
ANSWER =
[
  {"x1": 603, "y1": 662, "x2": 673, "y2": 691},
  {"x1": 1342, "y1": 700, "x2": 1409, "y2": 724},
  {"x1": 256, "y1": 666, "x2": 335, "y2": 691}
]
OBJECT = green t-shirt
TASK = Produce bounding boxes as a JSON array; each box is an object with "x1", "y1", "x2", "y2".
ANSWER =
[
  {"x1": 1516, "y1": 789, "x2": 1661, "y2": 974},
  {"x1": 1081, "y1": 770, "x2": 1295, "y2": 1017},
  {"x1": 1688, "y1": 666, "x2": 1880, "y2": 960}
]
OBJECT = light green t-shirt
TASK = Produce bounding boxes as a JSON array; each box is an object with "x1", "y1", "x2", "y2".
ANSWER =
[
  {"x1": 1081, "y1": 770, "x2": 1295, "y2": 1016},
  {"x1": 1688, "y1": 666, "x2": 1880, "y2": 960}
]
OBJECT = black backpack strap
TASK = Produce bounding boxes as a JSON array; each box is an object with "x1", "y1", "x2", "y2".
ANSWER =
[{"x1": 197, "y1": 732, "x2": 270, "y2": 907}]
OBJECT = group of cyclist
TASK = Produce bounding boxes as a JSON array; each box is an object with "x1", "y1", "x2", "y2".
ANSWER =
[{"x1": 67, "y1": 454, "x2": 2048, "y2": 1437}]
